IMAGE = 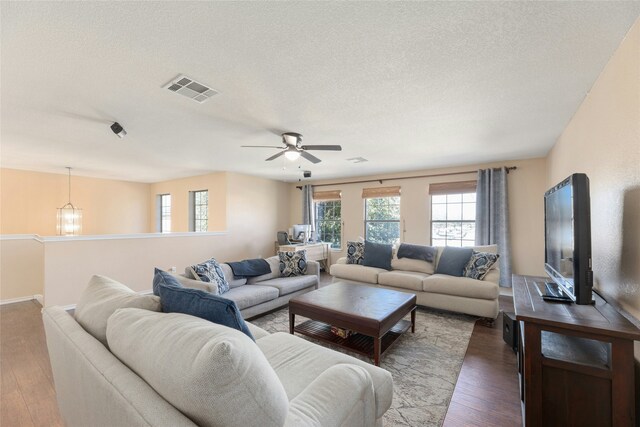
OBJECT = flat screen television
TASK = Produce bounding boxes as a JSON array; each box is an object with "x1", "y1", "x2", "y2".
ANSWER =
[{"x1": 544, "y1": 173, "x2": 593, "y2": 304}]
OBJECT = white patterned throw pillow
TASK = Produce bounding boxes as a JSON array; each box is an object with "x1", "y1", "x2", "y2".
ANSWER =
[
  {"x1": 279, "y1": 250, "x2": 307, "y2": 277},
  {"x1": 189, "y1": 258, "x2": 230, "y2": 294},
  {"x1": 463, "y1": 251, "x2": 500, "y2": 280},
  {"x1": 346, "y1": 241, "x2": 365, "y2": 265}
]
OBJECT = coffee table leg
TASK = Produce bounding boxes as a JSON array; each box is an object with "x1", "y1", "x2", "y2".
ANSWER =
[
  {"x1": 411, "y1": 307, "x2": 416, "y2": 333},
  {"x1": 289, "y1": 312, "x2": 295, "y2": 334},
  {"x1": 374, "y1": 337, "x2": 381, "y2": 366}
]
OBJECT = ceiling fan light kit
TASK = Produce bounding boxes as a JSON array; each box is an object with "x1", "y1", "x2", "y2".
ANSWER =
[
  {"x1": 242, "y1": 132, "x2": 342, "y2": 164},
  {"x1": 284, "y1": 148, "x2": 301, "y2": 161}
]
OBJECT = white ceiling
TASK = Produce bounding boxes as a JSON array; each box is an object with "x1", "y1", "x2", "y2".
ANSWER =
[{"x1": 2, "y1": 2, "x2": 639, "y2": 183}]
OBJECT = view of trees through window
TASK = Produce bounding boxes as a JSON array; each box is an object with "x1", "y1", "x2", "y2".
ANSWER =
[
  {"x1": 431, "y1": 193, "x2": 476, "y2": 247},
  {"x1": 315, "y1": 200, "x2": 341, "y2": 249},
  {"x1": 192, "y1": 190, "x2": 208, "y2": 232},
  {"x1": 365, "y1": 196, "x2": 400, "y2": 245}
]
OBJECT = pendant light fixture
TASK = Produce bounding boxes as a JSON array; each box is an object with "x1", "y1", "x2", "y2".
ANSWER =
[{"x1": 57, "y1": 167, "x2": 82, "y2": 236}]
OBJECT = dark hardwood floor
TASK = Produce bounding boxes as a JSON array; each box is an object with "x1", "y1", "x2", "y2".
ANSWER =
[
  {"x1": 1, "y1": 300, "x2": 64, "y2": 427},
  {"x1": 443, "y1": 295, "x2": 522, "y2": 427},
  {"x1": 0, "y1": 285, "x2": 520, "y2": 427}
]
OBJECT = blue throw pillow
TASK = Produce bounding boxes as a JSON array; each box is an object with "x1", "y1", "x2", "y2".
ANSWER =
[
  {"x1": 397, "y1": 243, "x2": 437, "y2": 262},
  {"x1": 362, "y1": 241, "x2": 393, "y2": 270},
  {"x1": 189, "y1": 258, "x2": 230, "y2": 294},
  {"x1": 346, "y1": 241, "x2": 365, "y2": 265},
  {"x1": 153, "y1": 269, "x2": 254, "y2": 341},
  {"x1": 435, "y1": 247, "x2": 474, "y2": 277}
]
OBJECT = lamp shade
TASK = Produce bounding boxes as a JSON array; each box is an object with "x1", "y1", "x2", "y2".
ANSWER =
[{"x1": 57, "y1": 203, "x2": 82, "y2": 236}]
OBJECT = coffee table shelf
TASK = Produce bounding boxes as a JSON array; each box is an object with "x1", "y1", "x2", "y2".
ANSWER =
[{"x1": 294, "y1": 318, "x2": 412, "y2": 361}]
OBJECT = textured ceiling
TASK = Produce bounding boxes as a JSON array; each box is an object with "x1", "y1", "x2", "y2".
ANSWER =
[{"x1": 2, "y1": 2, "x2": 639, "y2": 183}]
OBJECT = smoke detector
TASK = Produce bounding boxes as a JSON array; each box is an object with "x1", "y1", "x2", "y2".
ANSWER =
[{"x1": 164, "y1": 74, "x2": 219, "y2": 103}]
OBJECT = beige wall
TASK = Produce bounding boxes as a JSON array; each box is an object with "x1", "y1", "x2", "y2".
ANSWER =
[
  {"x1": 1, "y1": 168, "x2": 151, "y2": 235},
  {"x1": 149, "y1": 172, "x2": 227, "y2": 232},
  {"x1": 1, "y1": 171, "x2": 290, "y2": 305},
  {"x1": 546, "y1": 18, "x2": 640, "y2": 321},
  {"x1": 290, "y1": 157, "x2": 547, "y2": 277},
  {"x1": 0, "y1": 237, "x2": 43, "y2": 301}
]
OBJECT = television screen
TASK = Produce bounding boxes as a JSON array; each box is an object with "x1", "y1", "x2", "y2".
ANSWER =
[
  {"x1": 544, "y1": 182, "x2": 576, "y2": 296},
  {"x1": 544, "y1": 173, "x2": 593, "y2": 304}
]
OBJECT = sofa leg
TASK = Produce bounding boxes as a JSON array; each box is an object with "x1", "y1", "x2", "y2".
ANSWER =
[{"x1": 478, "y1": 317, "x2": 495, "y2": 328}]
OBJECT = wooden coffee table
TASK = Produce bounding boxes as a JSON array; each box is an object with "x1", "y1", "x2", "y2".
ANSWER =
[{"x1": 289, "y1": 282, "x2": 417, "y2": 366}]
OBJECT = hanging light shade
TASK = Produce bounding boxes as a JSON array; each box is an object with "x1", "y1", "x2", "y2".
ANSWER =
[{"x1": 57, "y1": 167, "x2": 82, "y2": 236}]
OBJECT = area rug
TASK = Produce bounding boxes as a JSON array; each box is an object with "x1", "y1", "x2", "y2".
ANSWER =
[{"x1": 250, "y1": 307, "x2": 477, "y2": 427}]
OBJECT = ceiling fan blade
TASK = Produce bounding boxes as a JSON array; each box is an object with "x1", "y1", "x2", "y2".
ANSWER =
[
  {"x1": 300, "y1": 145, "x2": 342, "y2": 151},
  {"x1": 300, "y1": 151, "x2": 322, "y2": 164},
  {"x1": 241, "y1": 145, "x2": 283, "y2": 149},
  {"x1": 266, "y1": 151, "x2": 286, "y2": 161}
]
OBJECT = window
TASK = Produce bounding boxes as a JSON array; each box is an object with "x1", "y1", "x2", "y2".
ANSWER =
[
  {"x1": 314, "y1": 199, "x2": 341, "y2": 249},
  {"x1": 364, "y1": 190, "x2": 401, "y2": 245},
  {"x1": 190, "y1": 190, "x2": 208, "y2": 232},
  {"x1": 159, "y1": 194, "x2": 171, "y2": 233},
  {"x1": 430, "y1": 181, "x2": 476, "y2": 247}
]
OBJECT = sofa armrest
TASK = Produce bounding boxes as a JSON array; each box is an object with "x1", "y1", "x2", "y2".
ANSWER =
[
  {"x1": 306, "y1": 260, "x2": 320, "y2": 279},
  {"x1": 284, "y1": 364, "x2": 376, "y2": 427},
  {"x1": 483, "y1": 267, "x2": 500, "y2": 285},
  {"x1": 172, "y1": 273, "x2": 219, "y2": 295}
]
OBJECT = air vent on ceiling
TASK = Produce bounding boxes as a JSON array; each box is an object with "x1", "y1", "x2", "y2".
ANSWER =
[
  {"x1": 347, "y1": 157, "x2": 368, "y2": 163},
  {"x1": 163, "y1": 74, "x2": 218, "y2": 103}
]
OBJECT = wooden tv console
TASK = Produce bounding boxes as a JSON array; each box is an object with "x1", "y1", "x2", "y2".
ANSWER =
[{"x1": 513, "y1": 275, "x2": 640, "y2": 427}]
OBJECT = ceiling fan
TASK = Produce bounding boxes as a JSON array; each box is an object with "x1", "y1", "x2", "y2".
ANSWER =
[{"x1": 242, "y1": 132, "x2": 342, "y2": 164}]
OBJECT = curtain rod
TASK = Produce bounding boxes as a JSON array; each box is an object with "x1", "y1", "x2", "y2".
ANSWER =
[{"x1": 296, "y1": 166, "x2": 516, "y2": 190}]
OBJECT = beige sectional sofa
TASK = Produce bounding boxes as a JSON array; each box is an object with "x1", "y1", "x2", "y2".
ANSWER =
[
  {"x1": 176, "y1": 255, "x2": 319, "y2": 319},
  {"x1": 43, "y1": 276, "x2": 394, "y2": 427},
  {"x1": 330, "y1": 245, "x2": 500, "y2": 319}
]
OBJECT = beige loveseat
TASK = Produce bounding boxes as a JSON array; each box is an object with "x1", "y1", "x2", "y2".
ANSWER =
[
  {"x1": 177, "y1": 256, "x2": 319, "y2": 319},
  {"x1": 330, "y1": 245, "x2": 500, "y2": 319},
  {"x1": 43, "y1": 277, "x2": 394, "y2": 427}
]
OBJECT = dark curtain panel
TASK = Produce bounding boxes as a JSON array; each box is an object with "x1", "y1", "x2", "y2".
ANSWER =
[{"x1": 475, "y1": 167, "x2": 512, "y2": 287}]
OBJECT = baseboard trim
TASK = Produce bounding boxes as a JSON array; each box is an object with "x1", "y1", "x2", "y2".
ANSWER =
[{"x1": 0, "y1": 294, "x2": 43, "y2": 305}]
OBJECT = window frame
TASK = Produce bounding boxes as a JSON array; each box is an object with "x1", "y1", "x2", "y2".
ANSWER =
[
  {"x1": 158, "y1": 194, "x2": 171, "y2": 233},
  {"x1": 314, "y1": 199, "x2": 342, "y2": 249},
  {"x1": 363, "y1": 195, "x2": 401, "y2": 245},
  {"x1": 189, "y1": 189, "x2": 208, "y2": 232},
  {"x1": 430, "y1": 191, "x2": 476, "y2": 247}
]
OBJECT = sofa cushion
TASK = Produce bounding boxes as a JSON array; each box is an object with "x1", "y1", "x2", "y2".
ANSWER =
[
  {"x1": 107, "y1": 309, "x2": 289, "y2": 427},
  {"x1": 219, "y1": 263, "x2": 248, "y2": 288},
  {"x1": 75, "y1": 275, "x2": 160, "y2": 347},
  {"x1": 279, "y1": 250, "x2": 307, "y2": 277},
  {"x1": 346, "y1": 241, "x2": 365, "y2": 265},
  {"x1": 391, "y1": 256, "x2": 435, "y2": 274},
  {"x1": 189, "y1": 258, "x2": 230, "y2": 294},
  {"x1": 435, "y1": 247, "x2": 473, "y2": 277},
  {"x1": 422, "y1": 274, "x2": 499, "y2": 300},
  {"x1": 223, "y1": 285, "x2": 280, "y2": 310},
  {"x1": 397, "y1": 243, "x2": 437, "y2": 262},
  {"x1": 378, "y1": 271, "x2": 429, "y2": 292},
  {"x1": 257, "y1": 332, "x2": 393, "y2": 420},
  {"x1": 329, "y1": 263, "x2": 386, "y2": 284},
  {"x1": 463, "y1": 251, "x2": 500, "y2": 280},
  {"x1": 254, "y1": 276, "x2": 317, "y2": 296},
  {"x1": 363, "y1": 241, "x2": 392, "y2": 270},
  {"x1": 168, "y1": 272, "x2": 219, "y2": 294},
  {"x1": 246, "y1": 322, "x2": 270, "y2": 340},
  {"x1": 247, "y1": 257, "x2": 280, "y2": 284},
  {"x1": 155, "y1": 271, "x2": 253, "y2": 340}
]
